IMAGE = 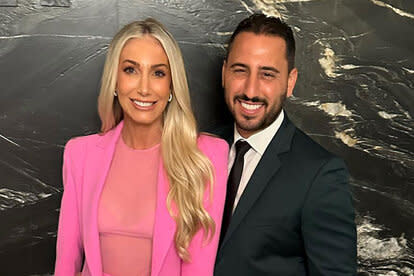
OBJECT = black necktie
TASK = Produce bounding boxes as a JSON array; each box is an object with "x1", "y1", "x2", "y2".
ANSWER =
[{"x1": 219, "y1": 140, "x2": 251, "y2": 246}]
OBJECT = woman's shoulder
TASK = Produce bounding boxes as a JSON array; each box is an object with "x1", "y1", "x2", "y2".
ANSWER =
[
  {"x1": 65, "y1": 123, "x2": 122, "y2": 153},
  {"x1": 64, "y1": 132, "x2": 102, "y2": 154},
  {"x1": 197, "y1": 133, "x2": 229, "y2": 151},
  {"x1": 197, "y1": 133, "x2": 229, "y2": 167}
]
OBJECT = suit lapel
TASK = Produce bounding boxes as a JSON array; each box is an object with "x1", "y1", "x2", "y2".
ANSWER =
[
  {"x1": 83, "y1": 122, "x2": 123, "y2": 276},
  {"x1": 220, "y1": 116, "x2": 296, "y2": 250},
  {"x1": 151, "y1": 160, "x2": 176, "y2": 276}
]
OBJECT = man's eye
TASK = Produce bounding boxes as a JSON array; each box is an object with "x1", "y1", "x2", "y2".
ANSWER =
[
  {"x1": 154, "y1": 70, "x2": 166, "y2": 77},
  {"x1": 262, "y1": 72, "x2": 275, "y2": 78},
  {"x1": 233, "y1": 69, "x2": 246, "y2": 73},
  {"x1": 123, "y1": 67, "x2": 135, "y2": 74}
]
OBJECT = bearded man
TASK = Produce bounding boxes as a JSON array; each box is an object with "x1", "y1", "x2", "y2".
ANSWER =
[{"x1": 214, "y1": 14, "x2": 357, "y2": 276}]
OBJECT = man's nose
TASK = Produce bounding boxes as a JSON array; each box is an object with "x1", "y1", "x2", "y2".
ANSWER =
[{"x1": 244, "y1": 74, "x2": 259, "y2": 99}]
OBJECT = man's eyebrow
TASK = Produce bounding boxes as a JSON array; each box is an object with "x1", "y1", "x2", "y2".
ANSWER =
[
  {"x1": 230, "y1": 63, "x2": 280, "y2": 74},
  {"x1": 230, "y1": 63, "x2": 248, "y2": 69},
  {"x1": 260, "y1": 66, "x2": 280, "y2": 74}
]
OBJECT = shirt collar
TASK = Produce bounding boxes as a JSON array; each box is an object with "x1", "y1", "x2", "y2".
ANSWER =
[{"x1": 233, "y1": 110, "x2": 284, "y2": 156}]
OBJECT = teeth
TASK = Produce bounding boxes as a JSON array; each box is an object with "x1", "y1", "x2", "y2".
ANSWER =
[
  {"x1": 133, "y1": 100, "x2": 154, "y2": 107},
  {"x1": 241, "y1": 102, "x2": 262, "y2": 110}
]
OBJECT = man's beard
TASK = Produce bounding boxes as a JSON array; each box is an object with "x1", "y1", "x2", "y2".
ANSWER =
[{"x1": 233, "y1": 92, "x2": 287, "y2": 134}]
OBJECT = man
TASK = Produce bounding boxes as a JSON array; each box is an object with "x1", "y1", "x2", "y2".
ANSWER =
[{"x1": 214, "y1": 14, "x2": 357, "y2": 275}]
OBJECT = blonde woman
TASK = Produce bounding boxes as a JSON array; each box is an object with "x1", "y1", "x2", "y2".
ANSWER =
[{"x1": 54, "y1": 19, "x2": 228, "y2": 276}]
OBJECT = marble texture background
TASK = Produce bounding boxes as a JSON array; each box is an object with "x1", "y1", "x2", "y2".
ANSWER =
[{"x1": 0, "y1": 0, "x2": 413, "y2": 275}]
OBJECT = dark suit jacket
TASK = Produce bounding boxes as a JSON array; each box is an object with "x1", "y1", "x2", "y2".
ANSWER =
[{"x1": 214, "y1": 116, "x2": 357, "y2": 276}]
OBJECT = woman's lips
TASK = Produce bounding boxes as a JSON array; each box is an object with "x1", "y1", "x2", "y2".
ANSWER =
[{"x1": 130, "y1": 98, "x2": 157, "y2": 110}]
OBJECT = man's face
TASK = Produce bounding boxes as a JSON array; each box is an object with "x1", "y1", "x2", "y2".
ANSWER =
[{"x1": 222, "y1": 32, "x2": 297, "y2": 138}]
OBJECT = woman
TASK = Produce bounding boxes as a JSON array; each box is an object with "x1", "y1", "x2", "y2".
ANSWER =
[{"x1": 54, "y1": 19, "x2": 228, "y2": 276}]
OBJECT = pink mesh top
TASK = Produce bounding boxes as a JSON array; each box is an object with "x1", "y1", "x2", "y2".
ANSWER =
[{"x1": 98, "y1": 137, "x2": 160, "y2": 276}]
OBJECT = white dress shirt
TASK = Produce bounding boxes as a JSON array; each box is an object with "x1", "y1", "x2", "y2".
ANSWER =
[{"x1": 229, "y1": 110, "x2": 285, "y2": 212}]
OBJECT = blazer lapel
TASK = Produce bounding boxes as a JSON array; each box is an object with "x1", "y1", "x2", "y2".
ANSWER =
[
  {"x1": 81, "y1": 121, "x2": 175, "y2": 276},
  {"x1": 82, "y1": 122, "x2": 123, "y2": 276},
  {"x1": 220, "y1": 116, "x2": 296, "y2": 250},
  {"x1": 151, "y1": 159, "x2": 176, "y2": 276}
]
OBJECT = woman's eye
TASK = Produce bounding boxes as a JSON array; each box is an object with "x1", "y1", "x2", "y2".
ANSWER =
[
  {"x1": 123, "y1": 67, "x2": 135, "y2": 74},
  {"x1": 154, "y1": 70, "x2": 166, "y2": 77}
]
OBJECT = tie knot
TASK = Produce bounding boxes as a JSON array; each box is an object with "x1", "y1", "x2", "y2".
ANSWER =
[{"x1": 235, "y1": 140, "x2": 251, "y2": 157}]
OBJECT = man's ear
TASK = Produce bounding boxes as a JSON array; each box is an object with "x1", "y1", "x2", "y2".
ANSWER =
[
  {"x1": 287, "y1": 67, "x2": 298, "y2": 97},
  {"x1": 222, "y1": 60, "x2": 227, "y2": 88}
]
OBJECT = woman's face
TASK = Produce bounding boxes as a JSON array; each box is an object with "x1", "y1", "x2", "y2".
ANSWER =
[{"x1": 116, "y1": 36, "x2": 172, "y2": 129}]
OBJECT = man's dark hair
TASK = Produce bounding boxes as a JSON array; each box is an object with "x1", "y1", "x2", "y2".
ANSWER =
[{"x1": 226, "y1": 13, "x2": 296, "y2": 72}]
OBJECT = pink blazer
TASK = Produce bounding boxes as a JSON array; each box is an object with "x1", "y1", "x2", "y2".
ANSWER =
[{"x1": 54, "y1": 122, "x2": 228, "y2": 276}]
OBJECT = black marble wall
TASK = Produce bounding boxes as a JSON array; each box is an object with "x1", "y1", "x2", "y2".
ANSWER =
[{"x1": 0, "y1": 0, "x2": 413, "y2": 275}]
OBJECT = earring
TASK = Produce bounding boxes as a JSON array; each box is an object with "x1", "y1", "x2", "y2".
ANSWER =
[
  {"x1": 168, "y1": 93, "x2": 173, "y2": 102},
  {"x1": 114, "y1": 90, "x2": 118, "y2": 97}
]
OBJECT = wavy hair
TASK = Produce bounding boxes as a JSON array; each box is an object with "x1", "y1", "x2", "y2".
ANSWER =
[{"x1": 97, "y1": 19, "x2": 215, "y2": 261}]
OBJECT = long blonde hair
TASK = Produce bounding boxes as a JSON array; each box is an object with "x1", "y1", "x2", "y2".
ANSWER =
[{"x1": 97, "y1": 19, "x2": 215, "y2": 261}]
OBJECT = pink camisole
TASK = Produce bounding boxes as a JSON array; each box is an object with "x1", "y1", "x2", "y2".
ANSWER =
[{"x1": 98, "y1": 137, "x2": 160, "y2": 276}]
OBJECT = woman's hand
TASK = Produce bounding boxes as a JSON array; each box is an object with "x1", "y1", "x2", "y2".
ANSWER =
[{"x1": 76, "y1": 273, "x2": 82, "y2": 276}]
